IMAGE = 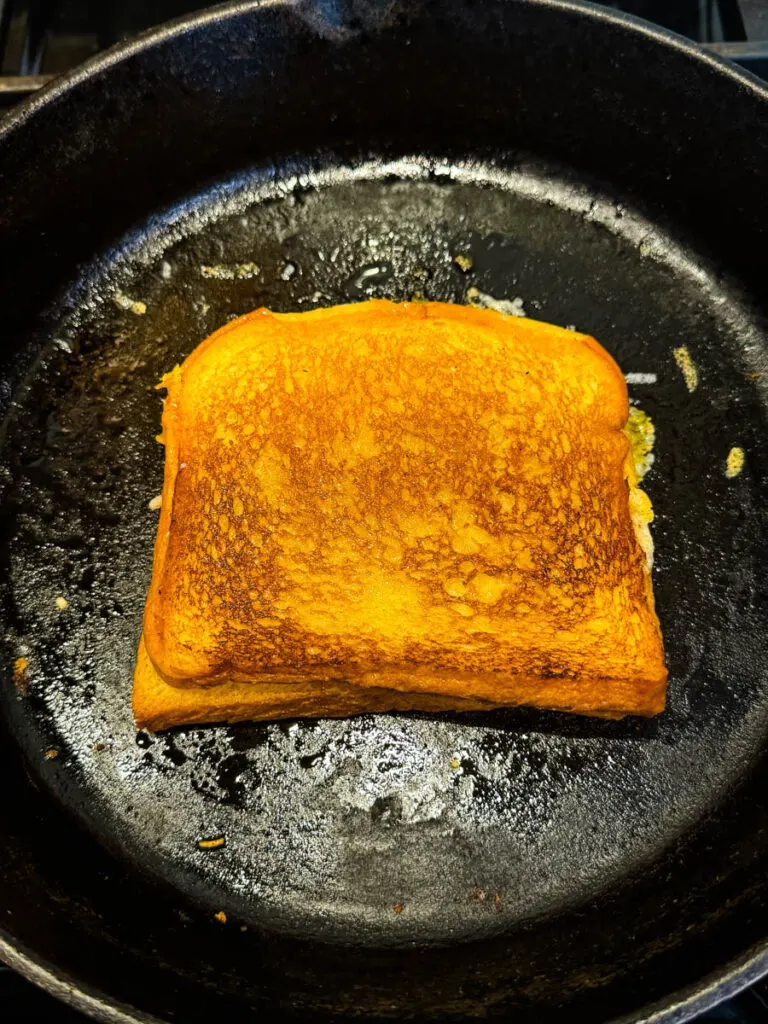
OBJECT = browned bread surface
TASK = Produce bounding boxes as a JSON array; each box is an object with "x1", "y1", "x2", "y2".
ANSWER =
[
  {"x1": 137, "y1": 299, "x2": 666, "y2": 727},
  {"x1": 133, "y1": 637, "x2": 505, "y2": 731}
]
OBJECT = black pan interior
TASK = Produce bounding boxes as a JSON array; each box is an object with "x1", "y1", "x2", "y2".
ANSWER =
[{"x1": 0, "y1": 1, "x2": 767, "y2": 1021}]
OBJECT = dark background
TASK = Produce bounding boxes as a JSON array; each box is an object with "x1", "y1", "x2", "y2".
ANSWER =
[{"x1": 0, "y1": 0, "x2": 765, "y2": 75}]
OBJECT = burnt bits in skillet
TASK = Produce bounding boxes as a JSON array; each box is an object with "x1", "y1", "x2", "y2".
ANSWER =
[{"x1": 0, "y1": 0, "x2": 767, "y2": 1021}]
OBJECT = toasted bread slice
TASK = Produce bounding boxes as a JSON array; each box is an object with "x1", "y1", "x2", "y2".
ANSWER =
[
  {"x1": 133, "y1": 636, "x2": 503, "y2": 731},
  {"x1": 137, "y1": 299, "x2": 666, "y2": 728}
]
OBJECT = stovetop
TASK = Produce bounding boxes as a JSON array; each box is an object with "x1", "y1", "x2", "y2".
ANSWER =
[{"x1": 1, "y1": 1, "x2": 768, "y2": 1021}]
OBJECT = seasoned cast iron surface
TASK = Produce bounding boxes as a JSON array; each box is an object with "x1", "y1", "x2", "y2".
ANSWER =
[{"x1": 2, "y1": 159, "x2": 767, "y2": 947}]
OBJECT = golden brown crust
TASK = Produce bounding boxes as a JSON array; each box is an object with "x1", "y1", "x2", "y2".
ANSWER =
[
  {"x1": 132, "y1": 637, "x2": 653, "y2": 730},
  {"x1": 138, "y1": 300, "x2": 666, "y2": 725},
  {"x1": 132, "y1": 636, "x2": 504, "y2": 731}
]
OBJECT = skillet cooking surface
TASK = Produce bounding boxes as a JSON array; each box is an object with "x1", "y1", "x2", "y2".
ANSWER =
[
  {"x1": 1, "y1": 0, "x2": 768, "y2": 1019},
  {"x1": 2, "y1": 157, "x2": 767, "y2": 945}
]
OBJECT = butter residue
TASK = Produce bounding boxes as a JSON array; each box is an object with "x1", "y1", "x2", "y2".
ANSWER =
[
  {"x1": 673, "y1": 345, "x2": 698, "y2": 392},
  {"x1": 466, "y1": 287, "x2": 526, "y2": 318},
  {"x1": 200, "y1": 263, "x2": 259, "y2": 280},
  {"x1": 725, "y1": 446, "x2": 745, "y2": 479}
]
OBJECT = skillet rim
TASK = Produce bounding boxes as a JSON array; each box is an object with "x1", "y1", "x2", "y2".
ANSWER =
[{"x1": 1, "y1": 0, "x2": 768, "y2": 146}]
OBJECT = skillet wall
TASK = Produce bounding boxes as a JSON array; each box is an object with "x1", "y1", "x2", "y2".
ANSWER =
[{"x1": 1, "y1": 1, "x2": 768, "y2": 1021}]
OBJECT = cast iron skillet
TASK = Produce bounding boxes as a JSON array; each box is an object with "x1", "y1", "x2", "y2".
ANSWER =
[{"x1": 1, "y1": 0, "x2": 767, "y2": 1020}]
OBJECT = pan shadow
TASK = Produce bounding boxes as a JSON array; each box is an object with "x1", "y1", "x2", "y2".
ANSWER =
[
  {"x1": 386, "y1": 705, "x2": 663, "y2": 743},
  {"x1": 218, "y1": 703, "x2": 664, "y2": 754}
]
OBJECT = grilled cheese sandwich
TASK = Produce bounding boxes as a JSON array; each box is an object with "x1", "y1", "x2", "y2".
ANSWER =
[{"x1": 134, "y1": 300, "x2": 666, "y2": 729}]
